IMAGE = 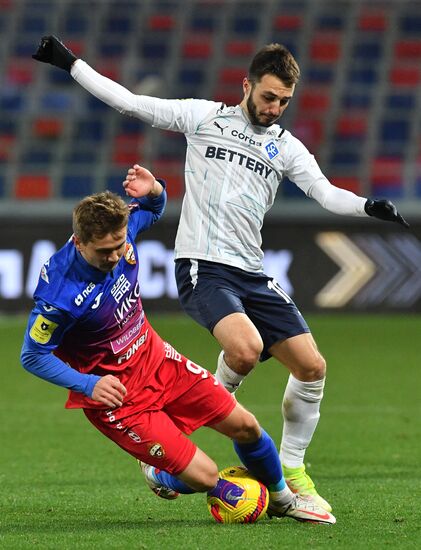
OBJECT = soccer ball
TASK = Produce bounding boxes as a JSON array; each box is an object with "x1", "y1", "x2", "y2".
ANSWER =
[{"x1": 207, "y1": 466, "x2": 269, "y2": 524}]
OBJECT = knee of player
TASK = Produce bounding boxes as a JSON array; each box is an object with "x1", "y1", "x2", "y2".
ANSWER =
[
  {"x1": 306, "y1": 353, "x2": 327, "y2": 380},
  {"x1": 228, "y1": 342, "x2": 262, "y2": 371},
  {"x1": 232, "y1": 411, "x2": 261, "y2": 443}
]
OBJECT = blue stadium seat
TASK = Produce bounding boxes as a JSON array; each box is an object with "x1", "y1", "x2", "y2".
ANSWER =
[
  {"x1": 63, "y1": 15, "x2": 89, "y2": 34},
  {"x1": 140, "y1": 41, "x2": 169, "y2": 59},
  {"x1": 87, "y1": 95, "x2": 110, "y2": 112},
  {"x1": 380, "y1": 120, "x2": 410, "y2": 142},
  {"x1": 282, "y1": 177, "x2": 306, "y2": 198},
  {"x1": 231, "y1": 16, "x2": 260, "y2": 34},
  {"x1": 352, "y1": 42, "x2": 383, "y2": 61},
  {"x1": 40, "y1": 92, "x2": 75, "y2": 112},
  {"x1": 371, "y1": 184, "x2": 404, "y2": 199},
  {"x1": 178, "y1": 68, "x2": 205, "y2": 86},
  {"x1": 106, "y1": 174, "x2": 126, "y2": 196},
  {"x1": 21, "y1": 147, "x2": 53, "y2": 165},
  {"x1": 348, "y1": 67, "x2": 378, "y2": 84},
  {"x1": 18, "y1": 16, "x2": 50, "y2": 33},
  {"x1": 98, "y1": 41, "x2": 127, "y2": 57},
  {"x1": 61, "y1": 175, "x2": 94, "y2": 198},
  {"x1": 0, "y1": 117, "x2": 16, "y2": 134},
  {"x1": 0, "y1": 93, "x2": 25, "y2": 112},
  {"x1": 73, "y1": 118, "x2": 105, "y2": 141},
  {"x1": 66, "y1": 149, "x2": 99, "y2": 164},
  {"x1": 316, "y1": 14, "x2": 345, "y2": 30},
  {"x1": 386, "y1": 94, "x2": 416, "y2": 110},
  {"x1": 330, "y1": 151, "x2": 361, "y2": 167},
  {"x1": 104, "y1": 16, "x2": 132, "y2": 33},
  {"x1": 305, "y1": 67, "x2": 335, "y2": 84},
  {"x1": 117, "y1": 118, "x2": 146, "y2": 135},
  {"x1": 48, "y1": 68, "x2": 73, "y2": 85},
  {"x1": 190, "y1": 15, "x2": 217, "y2": 32},
  {"x1": 399, "y1": 16, "x2": 421, "y2": 33},
  {"x1": 342, "y1": 92, "x2": 372, "y2": 109}
]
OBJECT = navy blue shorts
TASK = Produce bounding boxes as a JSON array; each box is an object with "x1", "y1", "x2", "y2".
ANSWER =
[{"x1": 175, "y1": 259, "x2": 310, "y2": 361}]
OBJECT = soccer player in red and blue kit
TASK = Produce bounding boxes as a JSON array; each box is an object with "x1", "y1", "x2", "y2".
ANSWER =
[{"x1": 20, "y1": 164, "x2": 334, "y2": 524}]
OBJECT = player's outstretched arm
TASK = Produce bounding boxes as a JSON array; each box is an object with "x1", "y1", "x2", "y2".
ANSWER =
[
  {"x1": 91, "y1": 375, "x2": 127, "y2": 408},
  {"x1": 32, "y1": 35, "x2": 77, "y2": 72},
  {"x1": 364, "y1": 199, "x2": 409, "y2": 228},
  {"x1": 123, "y1": 164, "x2": 164, "y2": 199}
]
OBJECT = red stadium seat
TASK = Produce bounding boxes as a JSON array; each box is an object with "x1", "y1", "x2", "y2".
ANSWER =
[
  {"x1": 293, "y1": 118, "x2": 324, "y2": 152},
  {"x1": 14, "y1": 175, "x2": 51, "y2": 199},
  {"x1": 65, "y1": 40, "x2": 85, "y2": 58},
  {"x1": 335, "y1": 115, "x2": 367, "y2": 137},
  {"x1": 298, "y1": 89, "x2": 331, "y2": 113},
  {"x1": 394, "y1": 40, "x2": 421, "y2": 59},
  {"x1": 148, "y1": 15, "x2": 175, "y2": 31},
  {"x1": 33, "y1": 118, "x2": 64, "y2": 138},
  {"x1": 112, "y1": 135, "x2": 144, "y2": 166},
  {"x1": 95, "y1": 61, "x2": 121, "y2": 82},
  {"x1": 309, "y1": 34, "x2": 341, "y2": 62},
  {"x1": 371, "y1": 157, "x2": 403, "y2": 183},
  {"x1": 224, "y1": 40, "x2": 255, "y2": 57},
  {"x1": 6, "y1": 60, "x2": 34, "y2": 85},
  {"x1": 330, "y1": 176, "x2": 361, "y2": 193},
  {"x1": 390, "y1": 65, "x2": 421, "y2": 86},
  {"x1": 358, "y1": 11, "x2": 387, "y2": 31},
  {"x1": 273, "y1": 15, "x2": 303, "y2": 30},
  {"x1": 0, "y1": 135, "x2": 15, "y2": 161},
  {"x1": 213, "y1": 85, "x2": 242, "y2": 106},
  {"x1": 219, "y1": 67, "x2": 246, "y2": 85},
  {"x1": 183, "y1": 37, "x2": 213, "y2": 58},
  {"x1": 151, "y1": 160, "x2": 184, "y2": 199}
]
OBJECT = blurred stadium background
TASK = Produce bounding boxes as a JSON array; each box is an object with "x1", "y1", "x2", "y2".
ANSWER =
[
  {"x1": 2, "y1": 3, "x2": 421, "y2": 546},
  {"x1": 1, "y1": 0, "x2": 421, "y2": 314}
]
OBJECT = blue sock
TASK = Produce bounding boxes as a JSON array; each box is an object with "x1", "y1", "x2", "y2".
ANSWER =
[
  {"x1": 234, "y1": 429, "x2": 286, "y2": 492},
  {"x1": 153, "y1": 469, "x2": 196, "y2": 494}
]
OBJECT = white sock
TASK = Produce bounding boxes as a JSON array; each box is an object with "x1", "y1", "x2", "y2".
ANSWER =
[
  {"x1": 280, "y1": 374, "x2": 325, "y2": 468},
  {"x1": 269, "y1": 486, "x2": 293, "y2": 507},
  {"x1": 214, "y1": 351, "x2": 245, "y2": 393}
]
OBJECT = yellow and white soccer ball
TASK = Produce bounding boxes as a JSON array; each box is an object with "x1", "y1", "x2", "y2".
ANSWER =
[{"x1": 207, "y1": 466, "x2": 269, "y2": 524}]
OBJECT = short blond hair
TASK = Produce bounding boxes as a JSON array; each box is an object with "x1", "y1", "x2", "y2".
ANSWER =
[{"x1": 72, "y1": 191, "x2": 129, "y2": 244}]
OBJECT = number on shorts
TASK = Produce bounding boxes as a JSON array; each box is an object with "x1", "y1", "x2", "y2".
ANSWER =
[{"x1": 186, "y1": 360, "x2": 209, "y2": 379}]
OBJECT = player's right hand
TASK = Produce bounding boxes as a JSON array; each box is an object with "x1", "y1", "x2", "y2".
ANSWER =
[
  {"x1": 32, "y1": 35, "x2": 77, "y2": 72},
  {"x1": 91, "y1": 375, "x2": 127, "y2": 408}
]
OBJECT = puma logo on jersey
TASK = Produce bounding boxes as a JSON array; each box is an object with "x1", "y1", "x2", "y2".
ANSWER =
[{"x1": 213, "y1": 121, "x2": 228, "y2": 134}]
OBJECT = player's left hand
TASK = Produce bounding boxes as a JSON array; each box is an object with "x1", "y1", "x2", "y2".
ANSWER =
[
  {"x1": 123, "y1": 164, "x2": 163, "y2": 198},
  {"x1": 32, "y1": 35, "x2": 77, "y2": 72},
  {"x1": 364, "y1": 199, "x2": 409, "y2": 228}
]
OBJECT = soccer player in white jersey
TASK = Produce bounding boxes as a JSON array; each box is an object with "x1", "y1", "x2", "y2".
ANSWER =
[{"x1": 32, "y1": 36, "x2": 408, "y2": 513}]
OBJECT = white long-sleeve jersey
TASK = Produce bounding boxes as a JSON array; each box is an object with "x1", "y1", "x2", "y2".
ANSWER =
[{"x1": 72, "y1": 60, "x2": 368, "y2": 272}]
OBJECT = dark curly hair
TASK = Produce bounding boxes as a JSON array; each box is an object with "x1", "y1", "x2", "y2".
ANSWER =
[{"x1": 248, "y1": 43, "x2": 300, "y2": 86}]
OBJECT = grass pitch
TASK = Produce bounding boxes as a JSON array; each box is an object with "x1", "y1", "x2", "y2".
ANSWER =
[{"x1": 1, "y1": 314, "x2": 420, "y2": 549}]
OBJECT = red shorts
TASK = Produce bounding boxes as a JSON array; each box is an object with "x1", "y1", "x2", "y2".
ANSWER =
[{"x1": 84, "y1": 347, "x2": 236, "y2": 475}]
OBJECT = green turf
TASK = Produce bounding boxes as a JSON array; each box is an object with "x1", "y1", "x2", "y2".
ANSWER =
[{"x1": 1, "y1": 314, "x2": 420, "y2": 549}]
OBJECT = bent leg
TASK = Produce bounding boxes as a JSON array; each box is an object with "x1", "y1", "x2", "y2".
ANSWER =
[
  {"x1": 213, "y1": 312, "x2": 263, "y2": 391},
  {"x1": 210, "y1": 403, "x2": 292, "y2": 506}
]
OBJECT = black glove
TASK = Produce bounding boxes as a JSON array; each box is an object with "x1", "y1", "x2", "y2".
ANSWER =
[
  {"x1": 32, "y1": 35, "x2": 77, "y2": 72},
  {"x1": 364, "y1": 199, "x2": 409, "y2": 228}
]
